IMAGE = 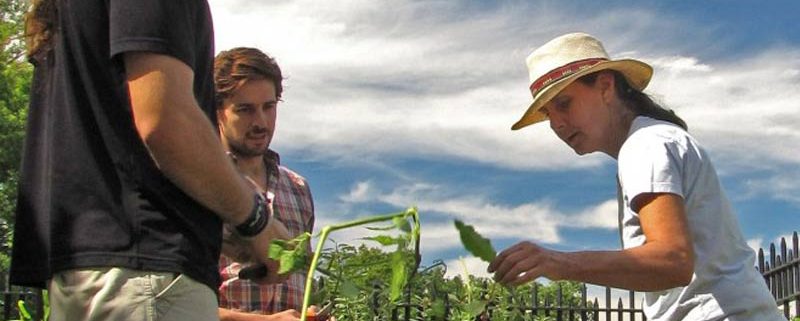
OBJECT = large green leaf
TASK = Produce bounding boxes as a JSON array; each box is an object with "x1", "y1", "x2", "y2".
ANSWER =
[
  {"x1": 361, "y1": 235, "x2": 400, "y2": 246},
  {"x1": 454, "y1": 220, "x2": 496, "y2": 262},
  {"x1": 339, "y1": 279, "x2": 361, "y2": 299},
  {"x1": 463, "y1": 299, "x2": 488, "y2": 317},
  {"x1": 389, "y1": 250, "x2": 408, "y2": 302},
  {"x1": 268, "y1": 233, "x2": 311, "y2": 275}
]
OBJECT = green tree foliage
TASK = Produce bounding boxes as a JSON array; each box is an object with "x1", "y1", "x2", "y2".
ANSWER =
[{"x1": 0, "y1": 0, "x2": 32, "y2": 272}]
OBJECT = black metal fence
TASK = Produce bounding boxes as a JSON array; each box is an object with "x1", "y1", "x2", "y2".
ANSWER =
[
  {"x1": 3, "y1": 231, "x2": 799, "y2": 321},
  {"x1": 494, "y1": 283, "x2": 646, "y2": 321},
  {"x1": 759, "y1": 231, "x2": 799, "y2": 320}
]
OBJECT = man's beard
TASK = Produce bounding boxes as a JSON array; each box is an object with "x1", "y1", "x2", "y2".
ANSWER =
[{"x1": 227, "y1": 139, "x2": 267, "y2": 159}]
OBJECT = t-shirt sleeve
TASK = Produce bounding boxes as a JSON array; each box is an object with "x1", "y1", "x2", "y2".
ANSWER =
[
  {"x1": 108, "y1": 0, "x2": 200, "y2": 69},
  {"x1": 618, "y1": 132, "x2": 685, "y2": 205}
]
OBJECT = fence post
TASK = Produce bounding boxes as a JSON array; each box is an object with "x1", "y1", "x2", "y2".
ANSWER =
[
  {"x1": 794, "y1": 232, "x2": 799, "y2": 318},
  {"x1": 771, "y1": 243, "x2": 778, "y2": 299},
  {"x1": 557, "y1": 283, "x2": 563, "y2": 321},
  {"x1": 443, "y1": 290, "x2": 451, "y2": 321},
  {"x1": 605, "y1": 287, "x2": 611, "y2": 321},
  {"x1": 531, "y1": 283, "x2": 539, "y2": 317},
  {"x1": 628, "y1": 290, "x2": 635, "y2": 321},
  {"x1": 781, "y1": 238, "x2": 790, "y2": 318},
  {"x1": 3, "y1": 291, "x2": 10, "y2": 321},
  {"x1": 580, "y1": 283, "x2": 587, "y2": 321}
]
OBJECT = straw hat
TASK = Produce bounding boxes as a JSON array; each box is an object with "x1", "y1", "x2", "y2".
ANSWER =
[{"x1": 511, "y1": 32, "x2": 653, "y2": 130}]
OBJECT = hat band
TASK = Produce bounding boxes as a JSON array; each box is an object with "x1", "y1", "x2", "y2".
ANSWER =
[{"x1": 529, "y1": 58, "x2": 607, "y2": 97}]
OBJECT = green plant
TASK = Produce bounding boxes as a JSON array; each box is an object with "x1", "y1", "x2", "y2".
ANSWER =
[
  {"x1": 9, "y1": 291, "x2": 48, "y2": 321},
  {"x1": 269, "y1": 207, "x2": 421, "y2": 320},
  {"x1": 451, "y1": 220, "x2": 587, "y2": 321}
]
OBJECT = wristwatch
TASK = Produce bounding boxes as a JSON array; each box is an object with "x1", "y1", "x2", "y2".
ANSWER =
[{"x1": 235, "y1": 192, "x2": 270, "y2": 238}]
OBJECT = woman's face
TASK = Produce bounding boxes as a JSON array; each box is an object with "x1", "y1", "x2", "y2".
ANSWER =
[{"x1": 539, "y1": 75, "x2": 618, "y2": 156}]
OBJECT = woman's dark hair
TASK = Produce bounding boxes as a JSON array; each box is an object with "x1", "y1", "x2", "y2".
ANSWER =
[
  {"x1": 578, "y1": 70, "x2": 688, "y2": 130},
  {"x1": 25, "y1": 0, "x2": 57, "y2": 62}
]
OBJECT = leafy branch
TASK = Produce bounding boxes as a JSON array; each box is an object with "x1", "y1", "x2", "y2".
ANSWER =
[{"x1": 270, "y1": 207, "x2": 421, "y2": 320}]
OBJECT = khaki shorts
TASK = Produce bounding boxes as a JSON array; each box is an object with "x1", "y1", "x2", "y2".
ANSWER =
[{"x1": 48, "y1": 267, "x2": 218, "y2": 321}]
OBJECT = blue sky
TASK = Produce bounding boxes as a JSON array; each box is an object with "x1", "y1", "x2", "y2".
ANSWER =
[{"x1": 208, "y1": 0, "x2": 800, "y2": 279}]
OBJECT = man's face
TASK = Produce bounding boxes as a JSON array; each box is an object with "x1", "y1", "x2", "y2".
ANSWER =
[{"x1": 218, "y1": 78, "x2": 278, "y2": 158}]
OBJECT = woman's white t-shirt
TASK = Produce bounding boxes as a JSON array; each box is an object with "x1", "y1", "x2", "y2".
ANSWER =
[{"x1": 617, "y1": 116, "x2": 782, "y2": 321}]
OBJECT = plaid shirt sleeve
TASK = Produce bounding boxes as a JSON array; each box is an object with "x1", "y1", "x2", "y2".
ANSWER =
[{"x1": 219, "y1": 154, "x2": 315, "y2": 314}]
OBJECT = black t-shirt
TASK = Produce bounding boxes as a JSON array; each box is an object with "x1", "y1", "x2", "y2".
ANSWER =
[{"x1": 10, "y1": 0, "x2": 222, "y2": 291}]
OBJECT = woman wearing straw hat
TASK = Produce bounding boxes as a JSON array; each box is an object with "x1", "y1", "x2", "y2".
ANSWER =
[{"x1": 487, "y1": 33, "x2": 783, "y2": 321}]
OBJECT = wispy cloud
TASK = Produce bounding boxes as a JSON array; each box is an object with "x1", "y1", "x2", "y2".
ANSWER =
[
  {"x1": 339, "y1": 180, "x2": 373, "y2": 203},
  {"x1": 320, "y1": 179, "x2": 619, "y2": 258},
  {"x1": 210, "y1": 0, "x2": 798, "y2": 271},
  {"x1": 210, "y1": 1, "x2": 799, "y2": 202}
]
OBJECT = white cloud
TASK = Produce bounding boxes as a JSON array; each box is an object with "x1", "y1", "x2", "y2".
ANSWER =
[
  {"x1": 339, "y1": 180, "x2": 373, "y2": 203},
  {"x1": 572, "y1": 199, "x2": 619, "y2": 229},
  {"x1": 648, "y1": 50, "x2": 800, "y2": 170},
  {"x1": 444, "y1": 256, "x2": 492, "y2": 279},
  {"x1": 208, "y1": 2, "x2": 799, "y2": 263},
  {"x1": 323, "y1": 178, "x2": 620, "y2": 259},
  {"x1": 209, "y1": 1, "x2": 799, "y2": 200},
  {"x1": 743, "y1": 171, "x2": 800, "y2": 206},
  {"x1": 747, "y1": 237, "x2": 764, "y2": 256}
]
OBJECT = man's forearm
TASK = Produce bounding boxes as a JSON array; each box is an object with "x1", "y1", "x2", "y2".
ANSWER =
[
  {"x1": 219, "y1": 308, "x2": 260, "y2": 321},
  {"x1": 140, "y1": 104, "x2": 253, "y2": 225},
  {"x1": 125, "y1": 52, "x2": 253, "y2": 225}
]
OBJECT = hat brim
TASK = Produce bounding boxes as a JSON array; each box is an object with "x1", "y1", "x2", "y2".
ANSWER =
[{"x1": 511, "y1": 59, "x2": 653, "y2": 130}]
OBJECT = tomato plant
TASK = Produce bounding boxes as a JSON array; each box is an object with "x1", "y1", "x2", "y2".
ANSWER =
[
  {"x1": 267, "y1": 210, "x2": 589, "y2": 321},
  {"x1": 269, "y1": 207, "x2": 421, "y2": 321}
]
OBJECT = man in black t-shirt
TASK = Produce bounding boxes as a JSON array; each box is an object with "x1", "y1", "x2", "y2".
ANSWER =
[{"x1": 11, "y1": 1, "x2": 292, "y2": 320}]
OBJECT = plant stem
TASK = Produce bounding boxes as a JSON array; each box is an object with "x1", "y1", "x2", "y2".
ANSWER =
[{"x1": 299, "y1": 208, "x2": 417, "y2": 320}]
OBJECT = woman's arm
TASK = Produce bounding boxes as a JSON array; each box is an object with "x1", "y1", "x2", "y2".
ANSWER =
[{"x1": 489, "y1": 193, "x2": 694, "y2": 291}]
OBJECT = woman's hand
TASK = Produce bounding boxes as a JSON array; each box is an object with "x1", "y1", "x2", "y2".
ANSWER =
[{"x1": 488, "y1": 241, "x2": 562, "y2": 286}]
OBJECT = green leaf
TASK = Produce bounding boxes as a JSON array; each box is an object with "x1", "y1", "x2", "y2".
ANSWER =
[
  {"x1": 268, "y1": 233, "x2": 311, "y2": 275},
  {"x1": 17, "y1": 300, "x2": 31, "y2": 320},
  {"x1": 268, "y1": 239, "x2": 289, "y2": 260},
  {"x1": 365, "y1": 224, "x2": 395, "y2": 231},
  {"x1": 389, "y1": 251, "x2": 408, "y2": 302},
  {"x1": 454, "y1": 220, "x2": 496, "y2": 262},
  {"x1": 393, "y1": 216, "x2": 412, "y2": 232},
  {"x1": 362, "y1": 235, "x2": 400, "y2": 246},
  {"x1": 463, "y1": 299, "x2": 488, "y2": 317},
  {"x1": 429, "y1": 298, "x2": 446, "y2": 320},
  {"x1": 339, "y1": 279, "x2": 360, "y2": 299}
]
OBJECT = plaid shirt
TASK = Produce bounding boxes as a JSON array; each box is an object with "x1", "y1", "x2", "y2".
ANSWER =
[{"x1": 219, "y1": 150, "x2": 315, "y2": 313}]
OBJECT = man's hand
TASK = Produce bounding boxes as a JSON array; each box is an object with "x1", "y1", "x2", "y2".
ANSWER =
[
  {"x1": 221, "y1": 223, "x2": 253, "y2": 263},
  {"x1": 247, "y1": 215, "x2": 292, "y2": 284},
  {"x1": 219, "y1": 308, "x2": 300, "y2": 321},
  {"x1": 265, "y1": 309, "x2": 301, "y2": 321}
]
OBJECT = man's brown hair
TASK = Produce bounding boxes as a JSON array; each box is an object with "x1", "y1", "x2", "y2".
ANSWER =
[{"x1": 214, "y1": 47, "x2": 284, "y2": 109}]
